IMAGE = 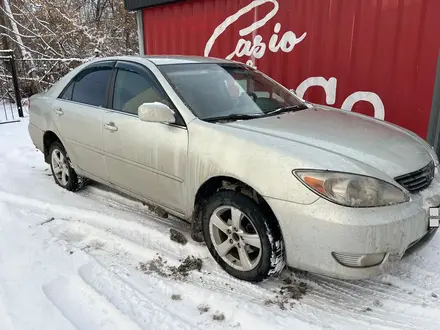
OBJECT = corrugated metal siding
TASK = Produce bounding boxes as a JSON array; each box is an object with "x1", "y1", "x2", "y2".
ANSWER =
[{"x1": 142, "y1": 0, "x2": 440, "y2": 138}]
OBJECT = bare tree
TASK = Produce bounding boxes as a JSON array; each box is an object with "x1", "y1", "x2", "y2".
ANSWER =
[
  {"x1": 0, "y1": 0, "x2": 137, "y2": 94},
  {"x1": 1, "y1": 0, "x2": 40, "y2": 91}
]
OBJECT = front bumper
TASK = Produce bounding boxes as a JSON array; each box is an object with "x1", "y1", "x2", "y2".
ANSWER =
[{"x1": 266, "y1": 171, "x2": 440, "y2": 280}]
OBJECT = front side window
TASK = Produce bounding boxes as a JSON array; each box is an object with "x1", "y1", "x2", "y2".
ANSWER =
[
  {"x1": 160, "y1": 63, "x2": 306, "y2": 121},
  {"x1": 113, "y1": 68, "x2": 167, "y2": 115},
  {"x1": 71, "y1": 67, "x2": 112, "y2": 107}
]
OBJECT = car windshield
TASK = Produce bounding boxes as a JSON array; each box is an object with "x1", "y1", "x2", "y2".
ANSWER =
[{"x1": 159, "y1": 63, "x2": 307, "y2": 121}]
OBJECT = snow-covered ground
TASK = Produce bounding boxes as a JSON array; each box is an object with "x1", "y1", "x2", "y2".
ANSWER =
[{"x1": 1, "y1": 117, "x2": 440, "y2": 330}]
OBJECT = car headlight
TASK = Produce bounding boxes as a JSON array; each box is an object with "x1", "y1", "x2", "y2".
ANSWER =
[{"x1": 293, "y1": 170, "x2": 410, "y2": 207}]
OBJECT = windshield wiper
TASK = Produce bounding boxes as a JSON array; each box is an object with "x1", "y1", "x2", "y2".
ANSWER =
[
  {"x1": 203, "y1": 113, "x2": 263, "y2": 123},
  {"x1": 264, "y1": 104, "x2": 309, "y2": 116}
]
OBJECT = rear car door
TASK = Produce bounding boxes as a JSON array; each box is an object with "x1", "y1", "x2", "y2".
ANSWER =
[
  {"x1": 103, "y1": 61, "x2": 188, "y2": 213},
  {"x1": 52, "y1": 61, "x2": 114, "y2": 180}
]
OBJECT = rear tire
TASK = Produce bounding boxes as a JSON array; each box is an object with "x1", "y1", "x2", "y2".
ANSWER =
[
  {"x1": 202, "y1": 190, "x2": 285, "y2": 282},
  {"x1": 49, "y1": 141, "x2": 79, "y2": 191}
]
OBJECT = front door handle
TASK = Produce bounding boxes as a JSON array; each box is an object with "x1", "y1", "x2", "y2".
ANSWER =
[
  {"x1": 104, "y1": 122, "x2": 118, "y2": 132},
  {"x1": 55, "y1": 108, "x2": 64, "y2": 116}
]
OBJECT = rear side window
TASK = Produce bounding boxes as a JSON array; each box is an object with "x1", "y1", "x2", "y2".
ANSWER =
[
  {"x1": 71, "y1": 67, "x2": 112, "y2": 107},
  {"x1": 59, "y1": 83, "x2": 73, "y2": 100}
]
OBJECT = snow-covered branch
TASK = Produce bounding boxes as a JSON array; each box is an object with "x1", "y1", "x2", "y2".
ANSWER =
[{"x1": 0, "y1": 0, "x2": 137, "y2": 94}]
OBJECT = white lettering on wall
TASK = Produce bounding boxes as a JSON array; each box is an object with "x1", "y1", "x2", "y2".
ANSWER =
[
  {"x1": 205, "y1": 0, "x2": 386, "y2": 119},
  {"x1": 296, "y1": 78, "x2": 385, "y2": 120},
  {"x1": 341, "y1": 91, "x2": 385, "y2": 120},
  {"x1": 296, "y1": 77, "x2": 337, "y2": 105},
  {"x1": 204, "y1": 0, "x2": 307, "y2": 67}
]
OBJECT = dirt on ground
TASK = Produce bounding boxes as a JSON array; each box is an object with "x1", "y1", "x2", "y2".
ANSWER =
[
  {"x1": 139, "y1": 256, "x2": 170, "y2": 277},
  {"x1": 265, "y1": 277, "x2": 308, "y2": 310},
  {"x1": 145, "y1": 204, "x2": 169, "y2": 218},
  {"x1": 139, "y1": 255, "x2": 203, "y2": 280},
  {"x1": 197, "y1": 304, "x2": 210, "y2": 314},
  {"x1": 169, "y1": 256, "x2": 203, "y2": 277},
  {"x1": 169, "y1": 228, "x2": 188, "y2": 245}
]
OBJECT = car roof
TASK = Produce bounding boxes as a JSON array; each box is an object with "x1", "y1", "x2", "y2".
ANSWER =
[
  {"x1": 88, "y1": 55, "x2": 238, "y2": 66},
  {"x1": 142, "y1": 55, "x2": 235, "y2": 66}
]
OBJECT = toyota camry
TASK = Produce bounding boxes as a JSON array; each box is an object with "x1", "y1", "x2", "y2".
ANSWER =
[{"x1": 28, "y1": 55, "x2": 440, "y2": 282}]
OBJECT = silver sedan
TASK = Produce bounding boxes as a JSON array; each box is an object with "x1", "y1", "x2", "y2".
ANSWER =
[{"x1": 28, "y1": 55, "x2": 440, "y2": 282}]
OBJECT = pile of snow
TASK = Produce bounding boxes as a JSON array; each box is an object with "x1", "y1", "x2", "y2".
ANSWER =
[{"x1": 1, "y1": 119, "x2": 440, "y2": 329}]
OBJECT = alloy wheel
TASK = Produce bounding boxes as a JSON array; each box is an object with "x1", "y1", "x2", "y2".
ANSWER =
[
  {"x1": 209, "y1": 205, "x2": 262, "y2": 271},
  {"x1": 51, "y1": 148, "x2": 70, "y2": 186}
]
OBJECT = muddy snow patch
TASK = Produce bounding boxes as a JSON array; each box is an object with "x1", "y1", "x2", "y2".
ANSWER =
[
  {"x1": 169, "y1": 228, "x2": 188, "y2": 245},
  {"x1": 265, "y1": 277, "x2": 308, "y2": 310},
  {"x1": 171, "y1": 294, "x2": 182, "y2": 301},
  {"x1": 139, "y1": 255, "x2": 203, "y2": 280},
  {"x1": 197, "y1": 304, "x2": 210, "y2": 314},
  {"x1": 212, "y1": 312, "x2": 225, "y2": 321}
]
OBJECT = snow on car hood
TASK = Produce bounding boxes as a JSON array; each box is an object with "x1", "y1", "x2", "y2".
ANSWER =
[{"x1": 225, "y1": 108, "x2": 432, "y2": 178}]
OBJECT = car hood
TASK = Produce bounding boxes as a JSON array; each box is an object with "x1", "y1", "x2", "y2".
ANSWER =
[{"x1": 224, "y1": 108, "x2": 432, "y2": 178}]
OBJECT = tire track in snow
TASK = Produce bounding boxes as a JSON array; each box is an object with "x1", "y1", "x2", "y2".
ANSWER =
[
  {"x1": 0, "y1": 190, "x2": 204, "y2": 259},
  {"x1": 42, "y1": 275, "x2": 140, "y2": 330},
  {"x1": 84, "y1": 252, "x2": 325, "y2": 330},
  {"x1": 49, "y1": 220, "x2": 325, "y2": 329},
  {"x1": 297, "y1": 284, "x2": 434, "y2": 330},
  {"x1": 4, "y1": 186, "x2": 264, "y2": 305},
  {"x1": 50, "y1": 220, "x2": 270, "y2": 302},
  {"x1": 307, "y1": 273, "x2": 439, "y2": 309},
  {"x1": 78, "y1": 262, "x2": 204, "y2": 330},
  {"x1": 295, "y1": 273, "x2": 440, "y2": 329},
  {"x1": 49, "y1": 220, "x2": 396, "y2": 330}
]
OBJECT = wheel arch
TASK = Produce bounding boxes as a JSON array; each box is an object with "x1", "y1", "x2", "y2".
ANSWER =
[
  {"x1": 43, "y1": 130, "x2": 62, "y2": 163},
  {"x1": 191, "y1": 175, "x2": 283, "y2": 243}
]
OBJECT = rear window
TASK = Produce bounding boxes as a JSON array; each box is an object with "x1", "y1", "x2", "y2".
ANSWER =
[
  {"x1": 71, "y1": 67, "x2": 112, "y2": 107},
  {"x1": 59, "y1": 83, "x2": 73, "y2": 100}
]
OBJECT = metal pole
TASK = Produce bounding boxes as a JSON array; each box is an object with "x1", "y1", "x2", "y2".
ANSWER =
[
  {"x1": 136, "y1": 10, "x2": 146, "y2": 55},
  {"x1": 9, "y1": 51, "x2": 23, "y2": 117}
]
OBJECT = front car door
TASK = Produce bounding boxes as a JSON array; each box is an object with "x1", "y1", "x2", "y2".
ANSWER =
[
  {"x1": 103, "y1": 61, "x2": 188, "y2": 213},
  {"x1": 52, "y1": 61, "x2": 114, "y2": 180}
]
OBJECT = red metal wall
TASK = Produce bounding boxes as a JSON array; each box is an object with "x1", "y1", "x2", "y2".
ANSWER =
[{"x1": 142, "y1": 0, "x2": 440, "y2": 138}]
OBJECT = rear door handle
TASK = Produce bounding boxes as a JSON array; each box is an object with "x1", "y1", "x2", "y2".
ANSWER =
[
  {"x1": 104, "y1": 122, "x2": 118, "y2": 132},
  {"x1": 55, "y1": 108, "x2": 64, "y2": 116}
]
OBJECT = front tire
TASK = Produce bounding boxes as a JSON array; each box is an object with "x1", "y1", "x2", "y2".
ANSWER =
[
  {"x1": 49, "y1": 141, "x2": 79, "y2": 191},
  {"x1": 202, "y1": 190, "x2": 285, "y2": 282}
]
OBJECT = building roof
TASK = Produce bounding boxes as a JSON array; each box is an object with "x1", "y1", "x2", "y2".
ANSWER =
[{"x1": 124, "y1": 0, "x2": 184, "y2": 10}]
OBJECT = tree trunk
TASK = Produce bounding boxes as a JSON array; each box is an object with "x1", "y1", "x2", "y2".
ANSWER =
[
  {"x1": 0, "y1": 0, "x2": 10, "y2": 51},
  {"x1": 2, "y1": 0, "x2": 40, "y2": 92}
]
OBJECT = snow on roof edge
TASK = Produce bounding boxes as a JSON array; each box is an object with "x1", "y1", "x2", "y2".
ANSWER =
[{"x1": 124, "y1": 0, "x2": 186, "y2": 11}]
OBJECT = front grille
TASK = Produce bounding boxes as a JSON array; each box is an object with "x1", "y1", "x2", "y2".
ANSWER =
[{"x1": 395, "y1": 161, "x2": 435, "y2": 194}]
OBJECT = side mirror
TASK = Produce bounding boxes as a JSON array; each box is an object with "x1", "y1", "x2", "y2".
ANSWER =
[{"x1": 138, "y1": 102, "x2": 175, "y2": 124}]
